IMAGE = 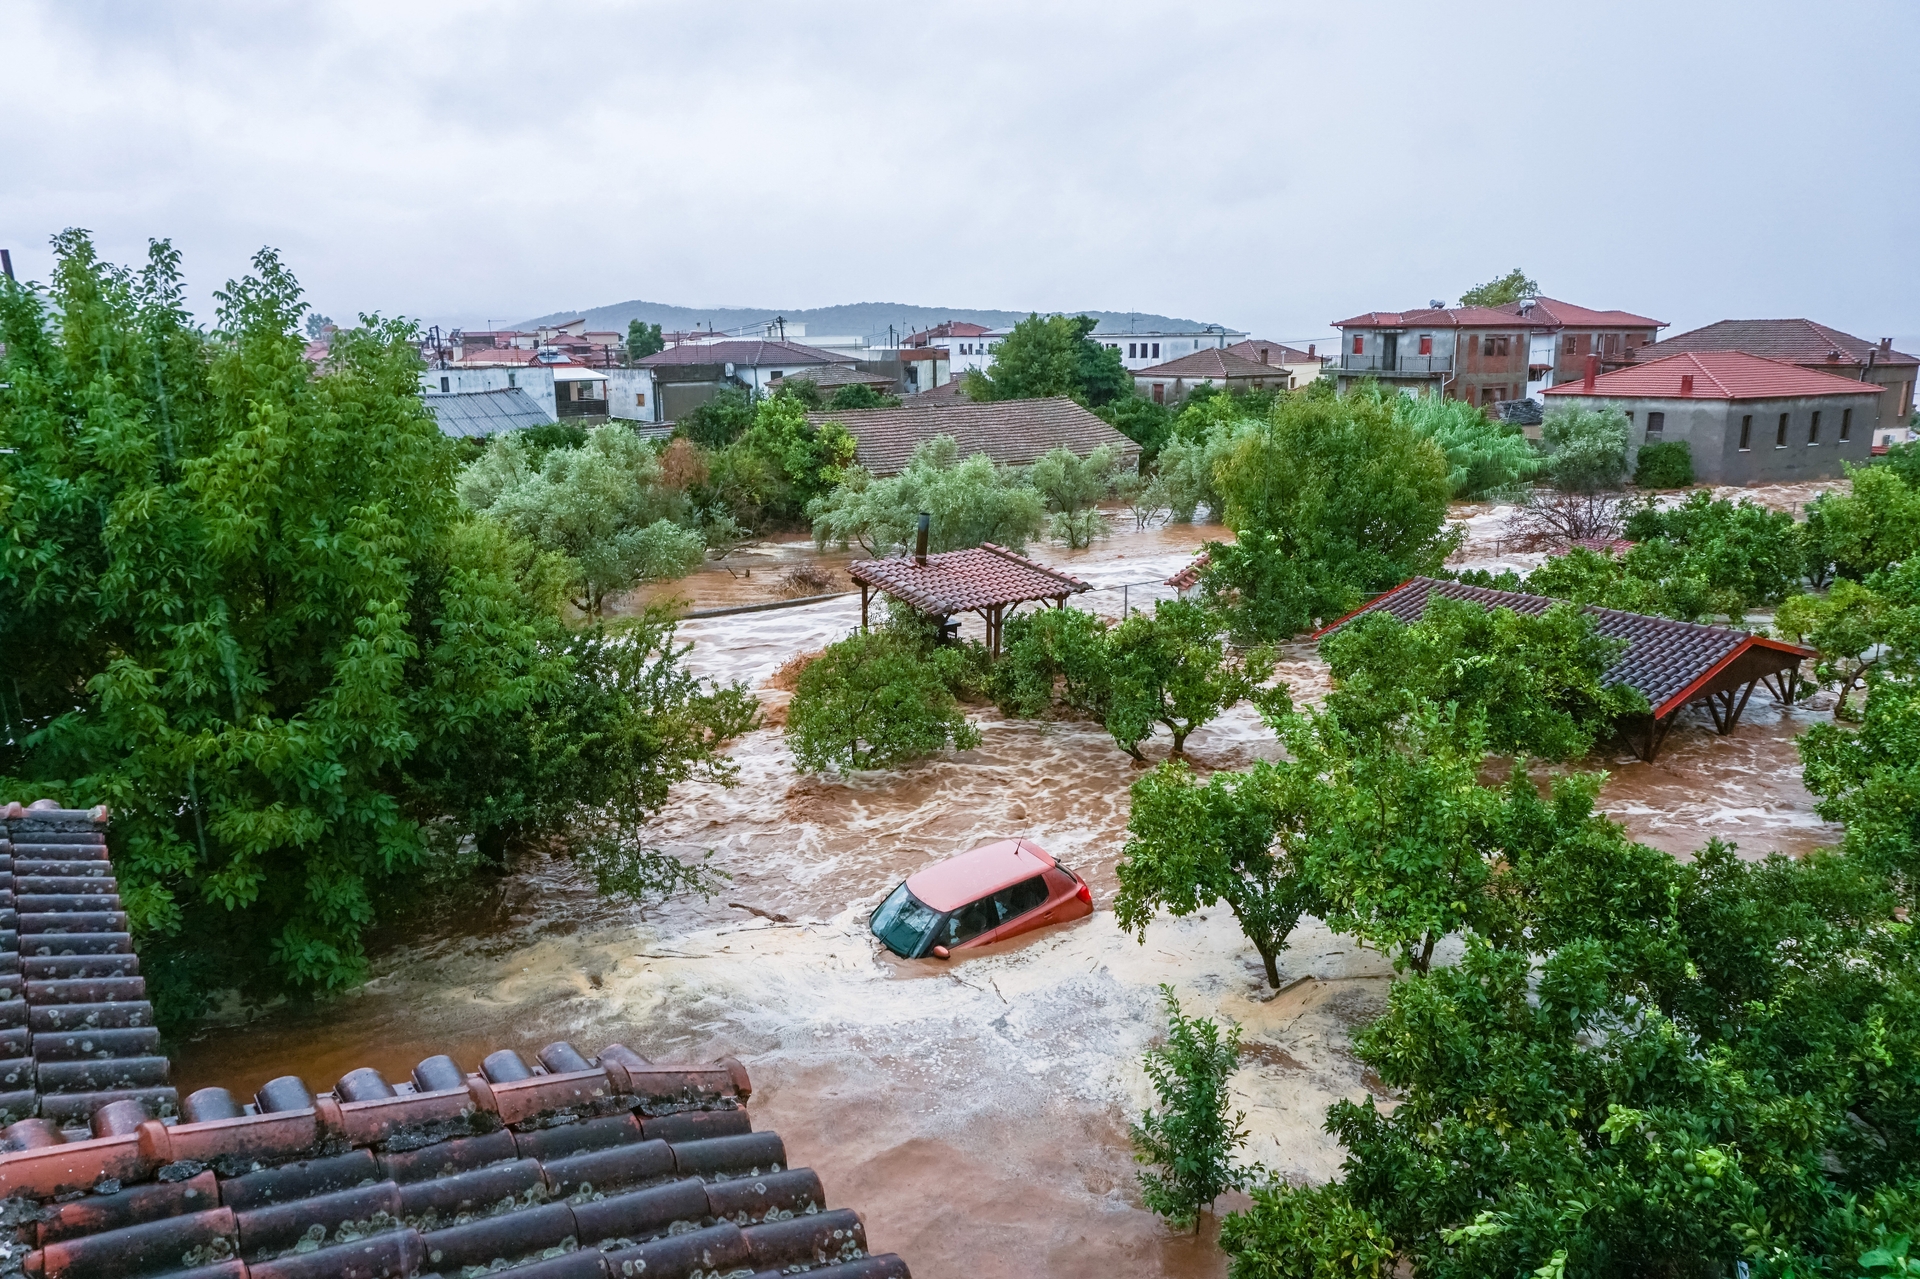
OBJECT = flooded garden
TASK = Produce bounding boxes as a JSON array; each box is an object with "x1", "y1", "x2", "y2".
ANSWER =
[{"x1": 167, "y1": 490, "x2": 1845, "y2": 1279}]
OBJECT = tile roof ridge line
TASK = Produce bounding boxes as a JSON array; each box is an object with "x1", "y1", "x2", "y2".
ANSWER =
[{"x1": 978, "y1": 541, "x2": 1090, "y2": 588}]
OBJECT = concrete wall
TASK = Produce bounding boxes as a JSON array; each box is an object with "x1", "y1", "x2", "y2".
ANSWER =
[
  {"x1": 1549, "y1": 391, "x2": 1881, "y2": 485},
  {"x1": 603, "y1": 369, "x2": 655, "y2": 422}
]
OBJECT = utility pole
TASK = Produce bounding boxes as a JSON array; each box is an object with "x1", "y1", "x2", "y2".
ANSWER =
[{"x1": 0, "y1": 250, "x2": 13, "y2": 281}]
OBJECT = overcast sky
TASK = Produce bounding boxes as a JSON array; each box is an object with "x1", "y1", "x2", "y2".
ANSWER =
[{"x1": 5, "y1": 1, "x2": 1917, "y2": 347}]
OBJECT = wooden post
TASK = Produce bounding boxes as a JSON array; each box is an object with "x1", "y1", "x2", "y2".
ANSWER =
[{"x1": 860, "y1": 584, "x2": 870, "y2": 631}]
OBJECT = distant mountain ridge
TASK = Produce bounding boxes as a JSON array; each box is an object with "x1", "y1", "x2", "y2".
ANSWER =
[{"x1": 513, "y1": 299, "x2": 1229, "y2": 342}]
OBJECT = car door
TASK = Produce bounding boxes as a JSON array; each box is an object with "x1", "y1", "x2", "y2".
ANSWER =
[{"x1": 962, "y1": 875, "x2": 1052, "y2": 947}]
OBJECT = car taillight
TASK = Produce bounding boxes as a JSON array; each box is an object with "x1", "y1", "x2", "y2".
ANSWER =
[{"x1": 1075, "y1": 879, "x2": 1092, "y2": 905}]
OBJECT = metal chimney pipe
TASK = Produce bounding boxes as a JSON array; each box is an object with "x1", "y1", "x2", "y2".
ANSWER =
[
  {"x1": 915, "y1": 512, "x2": 930, "y2": 565},
  {"x1": 1583, "y1": 354, "x2": 1598, "y2": 391},
  {"x1": 0, "y1": 249, "x2": 12, "y2": 281}
]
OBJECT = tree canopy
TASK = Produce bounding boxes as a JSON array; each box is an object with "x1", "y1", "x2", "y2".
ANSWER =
[
  {"x1": 807, "y1": 435, "x2": 1046, "y2": 557},
  {"x1": 963, "y1": 313, "x2": 1129, "y2": 406},
  {"x1": 1457, "y1": 268, "x2": 1539, "y2": 309}
]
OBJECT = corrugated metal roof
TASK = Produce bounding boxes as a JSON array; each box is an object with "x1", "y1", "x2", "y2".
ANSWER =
[
  {"x1": 849, "y1": 543, "x2": 1088, "y2": 614},
  {"x1": 1315, "y1": 577, "x2": 1812, "y2": 718},
  {"x1": 424, "y1": 388, "x2": 554, "y2": 438},
  {"x1": 1543, "y1": 351, "x2": 1887, "y2": 402},
  {"x1": 0, "y1": 802, "x2": 915, "y2": 1279},
  {"x1": 637, "y1": 340, "x2": 848, "y2": 368},
  {"x1": 810, "y1": 396, "x2": 1136, "y2": 477}
]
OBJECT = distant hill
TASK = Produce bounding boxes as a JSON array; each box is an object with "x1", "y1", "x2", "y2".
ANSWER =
[{"x1": 512, "y1": 299, "x2": 1230, "y2": 342}]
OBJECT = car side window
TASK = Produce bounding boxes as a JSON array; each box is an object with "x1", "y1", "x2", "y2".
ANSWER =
[
  {"x1": 993, "y1": 875, "x2": 1050, "y2": 924},
  {"x1": 946, "y1": 897, "x2": 1000, "y2": 945}
]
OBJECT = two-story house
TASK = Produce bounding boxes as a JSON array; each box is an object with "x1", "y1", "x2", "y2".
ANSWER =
[
  {"x1": 1331, "y1": 306, "x2": 1536, "y2": 406},
  {"x1": 1491, "y1": 297, "x2": 1666, "y2": 397}
]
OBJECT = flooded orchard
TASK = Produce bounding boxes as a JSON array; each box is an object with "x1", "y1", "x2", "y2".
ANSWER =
[{"x1": 169, "y1": 492, "x2": 1841, "y2": 1278}]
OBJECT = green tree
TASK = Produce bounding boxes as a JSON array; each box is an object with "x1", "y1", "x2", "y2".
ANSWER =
[
  {"x1": 1633, "y1": 439, "x2": 1695, "y2": 488},
  {"x1": 1104, "y1": 600, "x2": 1281, "y2": 759},
  {"x1": 677, "y1": 384, "x2": 756, "y2": 448},
  {"x1": 626, "y1": 320, "x2": 664, "y2": 361},
  {"x1": 785, "y1": 629, "x2": 982, "y2": 773},
  {"x1": 989, "y1": 605, "x2": 1111, "y2": 720},
  {"x1": 1804, "y1": 463, "x2": 1920, "y2": 582},
  {"x1": 963, "y1": 313, "x2": 1129, "y2": 406},
  {"x1": 1457, "y1": 268, "x2": 1539, "y2": 309},
  {"x1": 1539, "y1": 403, "x2": 1630, "y2": 492},
  {"x1": 1621, "y1": 489, "x2": 1806, "y2": 607},
  {"x1": 1396, "y1": 391, "x2": 1540, "y2": 499},
  {"x1": 1198, "y1": 529, "x2": 1356, "y2": 644},
  {"x1": 1800, "y1": 675, "x2": 1920, "y2": 885},
  {"x1": 1220, "y1": 1184, "x2": 1396, "y2": 1279},
  {"x1": 1117, "y1": 761, "x2": 1324, "y2": 988},
  {"x1": 304, "y1": 312, "x2": 334, "y2": 338},
  {"x1": 459, "y1": 425, "x2": 704, "y2": 616},
  {"x1": 827, "y1": 381, "x2": 899, "y2": 410},
  {"x1": 1095, "y1": 393, "x2": 1176, "y2": 459},
  {"x1": 737, "y1": 391, "x2": 857, "y2": 520},
  {"x1": 1129, "y1": 986, "x2": 1248, "y2": 1232},
  {"x1": 0, "y1": 233, "x2": 754, "y2": 995},
  {"x1": 1029, "y1": 444, "x2": 1122, "y2": 548},
  {"x1": 807, "y1": 435, "x2": 1046, "y2": 556},
  {"x1": 1320, "y1": 597, "x2": 1643, "y2": 761}
]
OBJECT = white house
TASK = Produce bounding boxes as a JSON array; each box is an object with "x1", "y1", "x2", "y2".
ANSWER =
[
  {"x1": 419, "y1": 361, "x2": 610, "y2": 423},
  {"x1": 1091, "y1": 326, "x2": 1247, "y2": 371},
  {"x1": 901, "y1": 321, "x2": 1007, "y2": 374}
]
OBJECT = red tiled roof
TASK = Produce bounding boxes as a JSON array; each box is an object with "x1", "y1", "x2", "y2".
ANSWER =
[
  {"x1": 1133, "y1": 349, "x2": 1283, "y2": 380},
  {"x1": 810, "y1": 397, "x2": 1137, "y2": 477},
  {"x1": 1331, "y1": 307, "x2": 1535, "y2": 330},
  {"x1": 1165, "y1": 551, "x2": 1210, "y2": 590},
  {"x1": 1543, "y1": 351, "x2": 1888, "y2": 401},
  {"x1": 1314, "y1": 577, "x2": 1812, "y2": 719},
  {"x1": 0, "y1": 803, "x2": 914, "y2": 1279},
  {"x1": 1628, "y1": 319, "x2": 1918, "y2": 369},
  {"x1": 1224, "y1": 339, "x2": 1322, "y2": 365},
  {"x1": 638, "y1": 340, "x2": 850, "y2": 368},
  {"x1": 1493, "y1": 297, "x2": 1665, "y2": 330},
  {"x1": 904, "y1": 321, "x2": 992, "y2": 344},
  {"x1": 849, "y1": 544, "x2": 1088, "y2": 614}
]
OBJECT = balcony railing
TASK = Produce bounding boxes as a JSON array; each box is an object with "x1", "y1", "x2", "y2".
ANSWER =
[{"x1": 1340, "y1": 352, "x2": 1453, "y2": 375}]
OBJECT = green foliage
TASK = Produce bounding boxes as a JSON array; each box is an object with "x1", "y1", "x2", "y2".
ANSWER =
[
  {"x1": 1457, "y1": 267, "x2": 1539, "y2": 309},
  {"x1": 827, "y1": 381, "x2": 899, "y2": 410},
  {"x1": 1152, "y1": 432, "x2": 1222, "y2": 524},
  {"x1": 784, "y1": 629, "x2": 982, "y2": 773},
  {"x1": 1800, "y1": 668, "x2": 1920, "y2": 885},
  {"x1": 807, "y1": 435, "x2": 1046, "y2": 556},
  {"x1": 1199, "y1": 530, "x2": 1356, "y2": 644},
  {"x1": 1220, "y1": 1183, "x2": 1396, "y2": 1279},
  {"x1": 1804, "y1": 463, "x2": 1920, "y2": 583},
  {"x1": 1095, "y1": 393, "x2": 1176, "y2": 460},
  {"x1": 1776, "y1": 572, "x2": 1920, "y2": 714},
  {"x1": 1029, "y1": 444, "x2": 1122, "y2": 548},
  {"x1": 1396, "y1": 392, "x2": 1540, "y2": 499},
  {"x1": 304, "y1": 313, "x2": 333, "y2": 338},
  {"x1": 1129, "y1": 986, "x2": 1248, "y2": 1232},
  {"x1": 575, "y1": 840, "x2": 727, "y2": 915},
  {"x1": 1633, "y1": 439, "x2": 1695, "y2": 489},
  {"x1": 1621, "y1": 489, "x2": 1806, "y2": 606},
  {"x1": 1212, "y1": 389, "x2": 1457, "y2": 592},
  {"x1": 988, "y1": 606, "x2": 1111, "y2": 719},
  {"x1": 1104, "y1": 600, "x2": 1281, "y2": 759},
  {"x1": 459, "y1": 425, "x2": 701, "y2": 615},
  {"x1": 0, "y1": 234, "x2": 755, "y2": 999},
  {"x1": 626, "y1": 320, "x2": 664, "y2": 361},
  {"x1": 1540, "y1": 403, "x2": 1630, "y2": 492},
  {"x1": 1320, "y1": 598, "x2": 1643, "y2": 761},
  {"x1": 963, "y1": 313, "x2": 1129, "y2": 406},
  {"x1": 1116, "y1": 760, "x2": 1323, "y2": 988},
  {"x1": 676, "y1": 384, "x2": 756, "y2": 448}
]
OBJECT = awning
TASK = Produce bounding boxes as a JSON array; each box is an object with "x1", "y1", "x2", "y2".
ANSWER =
[{"x1": 548, "y1": 366, "x2": 609, "y2": 382}]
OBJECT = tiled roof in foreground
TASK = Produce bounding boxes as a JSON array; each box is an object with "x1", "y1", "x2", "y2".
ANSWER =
[
  {"x1": 849, "y1": 544, "x2": 1087, "y2": 615},
  {"x1": 1315, "y1": 577, "x2": 1812, "y2": 719},
  {"x1": 0, "y1": 803, "x2": 911, "y2": 1279}
]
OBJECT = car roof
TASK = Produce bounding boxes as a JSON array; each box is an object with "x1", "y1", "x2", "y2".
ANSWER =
[{"x1": 905, "y1": 839, "x2": 1057, "y2": 912}]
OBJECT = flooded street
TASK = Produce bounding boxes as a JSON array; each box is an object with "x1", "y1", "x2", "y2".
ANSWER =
[{"x1": 169, "y1": 490, "x2": 1841, "y2": 1278}]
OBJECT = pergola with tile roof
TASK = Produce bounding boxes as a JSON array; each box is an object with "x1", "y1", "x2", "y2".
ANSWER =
[
  {"x1": 1313, "y1": 577, "x2": 1815, "y2": 762},
  {"x1": 848, "y1": 543, "x2": 1089, "y2": 656}
]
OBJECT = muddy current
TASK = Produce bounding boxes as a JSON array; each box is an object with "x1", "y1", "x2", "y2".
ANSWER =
[{"x1": 169, "y1": 497, "x2": 1841, "y2": 1278}]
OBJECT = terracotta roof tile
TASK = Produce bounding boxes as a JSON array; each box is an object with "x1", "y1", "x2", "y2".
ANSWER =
[
  {"x1": 849, "y1": 544, "x2": 1088, "y2": 614},
  {"x1": 1224, "y1": 340, "x2": 1323, "y2": 365},
  {"x1": 1315, "y1": 577, "x2": 1812, "y2": 718},
  {"x1": 1492, "y1": 297, "x2": 1666, "y2": 329},
  {"x1": 1543, "y1": 351, "x2": 1888, "y2": 401},
  {"x1": 1630, "y1": 319, "x2": 1918, "y2": 369},
  {"x1": 1132, "y1": 349, "x2": 1283, "y2": 380},
  {"x1": 1165, "y1": 552, "x2": 1210, "y2": 590},
  {"x1": 810, "y1": 396, "x2": 1137, "y2": 477},
  {"x1": 0, "y1": 806, "x2": 915, "y2": 1279},
  {"x1": 1331, "y1": 307, "x2": 1536, "y2": 330}
]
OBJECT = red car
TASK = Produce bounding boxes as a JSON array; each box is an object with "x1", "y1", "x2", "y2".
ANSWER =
[{"x1": 870, "y1": 839, "x2": 1094, "y2": 959}]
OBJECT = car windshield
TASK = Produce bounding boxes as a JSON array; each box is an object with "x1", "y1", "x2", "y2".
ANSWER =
[{"x1": 870, "y1": 882, "x2": 944, "y2": 958}]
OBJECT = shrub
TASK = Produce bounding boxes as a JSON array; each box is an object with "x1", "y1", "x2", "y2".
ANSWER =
[
  {"x1": 1030, "y1": 444, "x2": 1123, "y2": 549},
  {"x1": 1540, "y1": 403, "x2": 1630, "y2": 492},
  {"x1": 1219, "y1": 1183, "x2": 1396, "y2": 1279},
  {"x1": 1632, "y1": 439, "x2": 1695, "y2": 488},
  {"x1": 677, "y1": 384, "x2": 756, "y2": 448},
  {"x1": 1129, "y1": 986, "x2": 1248, "y2": 1232},
  {"x1": 989, "y1": 606, "x2": 1111, "y2": 719},
  {"x1": 785, "y1": 630, "x2": 982, "y2": 772},
  {"x1": 1396, "y1": 393, "x2": 1540, "y2": 499}
]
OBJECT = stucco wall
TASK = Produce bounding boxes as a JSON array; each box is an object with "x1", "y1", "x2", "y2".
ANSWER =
[
  {"x1": 419, "y1": 367, "x2": 557, "y2": 420},
  {"x1": 1549, "y1": 392, "x2": 1881, "y2": 484}
]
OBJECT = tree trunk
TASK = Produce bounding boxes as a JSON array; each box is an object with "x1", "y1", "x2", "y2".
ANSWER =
[
  {"x1": 1415, "y1": 931, "x2": 1437, "y2": 975},
  {"x1": 1256, "y1": 940, "x2": 1281, "y2": 989}
]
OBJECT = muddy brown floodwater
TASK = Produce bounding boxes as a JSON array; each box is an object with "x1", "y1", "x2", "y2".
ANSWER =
[{"x1": 168, "y1": 493, "x2": 1843, "y2": 1278}]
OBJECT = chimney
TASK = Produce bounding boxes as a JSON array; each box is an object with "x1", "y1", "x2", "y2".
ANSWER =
[
  {"x1": 1679, "y1": 374, "x2": 1693, "y2": 396},
  {"x1": 1307, "y1": 343, "x2": 1315, "y2": 359},
  {"x1": 1260, "y1": 347, "x2": 1270, "y2": 365},
  {"x1": 915, "y1": 512, "x2": 930, "y2": 566},
  {"x1": 1882, "y1": 337, "x2": 1894, "y2": 352},
  {"x1": 1583, "y1": 354, "x2": 1598, "y2": 391}
]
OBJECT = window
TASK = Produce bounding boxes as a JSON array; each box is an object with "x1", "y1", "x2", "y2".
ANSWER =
[
  {"x1": 636, "y1": 392, "x2": 646, "y2": 407},
  {"x1": 1809, "y1": 411, "x2": 1821, "y2": 444},
  {"x1": 439, "y1": 376, "x2": 449, "y2": 392},
  {"x1": 993, "y1": 875, "x2": 1050, "y2": 923},
  {"x1": 1151, "y1": 343, "x2": 1160, "y2": 358},
  {"x1": 1352, "y1": 335, "x2": 1364, "y2": 355},
  {"x1": 1777, "y1": 412, "x2": 1790, "y2": 447},
  {"x1": 1128, "y1": 343, "x2": 1137, "y2": 359},
  {"x1": 945, "y1": 898, "x2": 1000, "y2": 946},
  {"x1": 770, "y1": 369, "x2": 783, "y2": 379},
  {"x1": 1739, "y1": 414, "x2": 1753, "y2": 450},
  {"x1": 1841, "y1": 408, "x2": 1852, "y2": 440},
  {"x1": 508, "y1": 372, "x2": 516, "y2": 387},
  {"x1": 1562, "y1": 335, "x2": 1577, "y2": 354},
  {"x1": 1481, "y1": 334, "x2": 1511, "y2": 357},
  {"x1": 1418, "y1": 334, "x2": 1433, "y2": 355},
  {"x1": 1645, "y1": 411, "x2": 1665, "y2": 439}
]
